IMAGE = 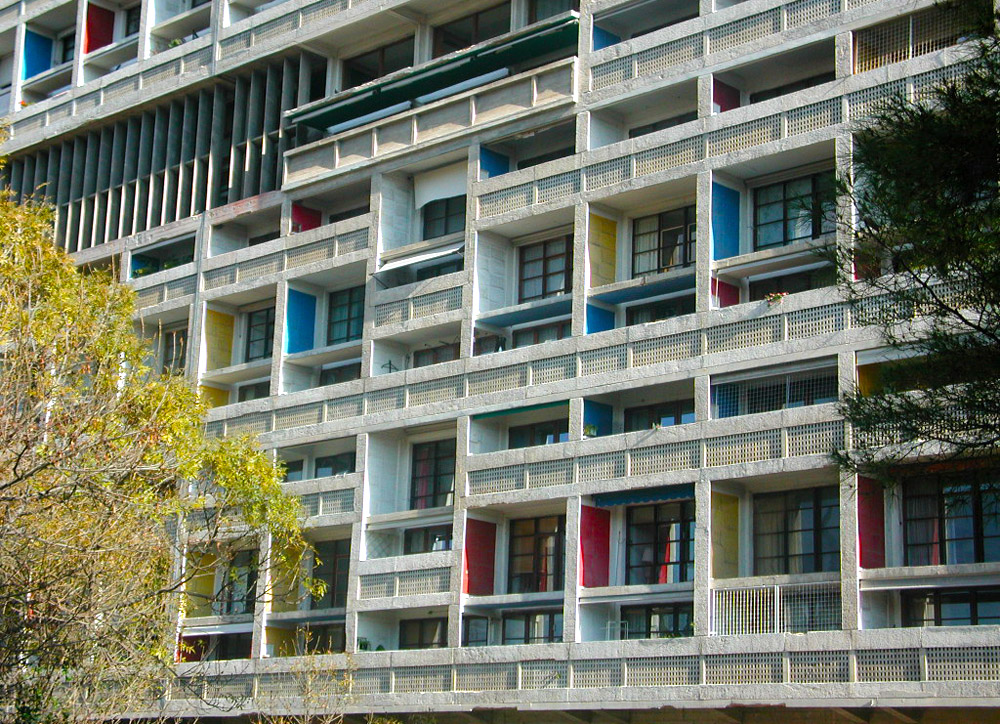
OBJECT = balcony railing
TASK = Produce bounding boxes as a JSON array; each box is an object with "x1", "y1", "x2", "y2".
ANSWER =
[{"x1": 711, "y1": 580, "x2": 842, "y2": 636}]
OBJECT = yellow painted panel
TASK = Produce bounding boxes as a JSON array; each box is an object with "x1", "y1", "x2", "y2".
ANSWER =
[
  {"x1": 711, "y1": 492, "x2": 740, "y2": 579},
  {"x1": 205, "y1": 309, "x2": 235, "y2": 370},
  {"x1": 270, "y1": 566, "x2": 299, "y2": 614},
  {"x1": 267, "y1": 627, "x2": 298, "y2": 658},
  {"x1": 857, "y1": 363, "x2": 882, "y2": 396},
  {"x1": 186, "y1": 552, "x2": 217, "y2": 618},
  {"x1": 200, "y1": 385, "x2": 230, "y2": 408},
  {"x1": 588, "y1": 214, "x2": 617, "y2": 288}
]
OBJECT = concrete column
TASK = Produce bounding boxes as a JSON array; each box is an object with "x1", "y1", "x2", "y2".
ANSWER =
[
  {"x1": 568, "y1": 397, "x2": 585, "y2": 442},
  {"x1": 251, "y1": 533, "x2": 273, "y2": 659},
  {"x1": 694, "y1": 373, "x2": 712, "y2": 422},
  {"x1": 839, "y1": 469, "x2": 861, "y2": 631},
  {"x1": 693, "y1": 471, "x2": 713, "y2": 636},
  {"x1": 697, "y1": 73, "x2": 714, "y2": 119},
  {"x1": 72, "y1": 0, "x2": 87, "y2": 88},
  {"x1": 563, "y1": 495, "x2": 582, "y2": 643},
  {"x1": 448, "y1": 415, "x2": 472, "y2": 647},
  {"x1": 695, "y1": 170, "x2": 713, "y2": 313},
  {"x1": 834, "y1": 30, "x2": 854, "y2": 79},
  {"x1": 269, "y1": 279, "x2": 289, "y2": 396},
  {"x1": 571, "y1": 200, "x2": 589, "y2": 337}
]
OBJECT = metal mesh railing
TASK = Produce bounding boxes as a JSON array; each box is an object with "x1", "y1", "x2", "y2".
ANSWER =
[{"x1": 711, "y1": 582, "x2": 842, "y2": 635}]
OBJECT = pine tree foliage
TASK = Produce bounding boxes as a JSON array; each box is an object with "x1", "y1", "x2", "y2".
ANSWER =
[
  {"x1": 0, "y1": 193, "x2": 308, "y2": 721},
  {"x1": 836, "y1": 2, "x2": 1000, "y2": 479}
]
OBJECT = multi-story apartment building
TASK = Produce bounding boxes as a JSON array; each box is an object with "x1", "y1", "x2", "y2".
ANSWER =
[{"x1": 2, "y1": 0, "x2": 998, "y2": 719}]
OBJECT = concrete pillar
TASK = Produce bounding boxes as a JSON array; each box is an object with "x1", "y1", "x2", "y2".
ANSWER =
[
  {"x1": 695, "y1": 170, "x2": 713, "y2": 313},
  {"x1": 563, "y1": 495, "x2": 582, "y2": 643},
  {"x1": 693, "y1": 471, "x2": 713, "y2": 636}
]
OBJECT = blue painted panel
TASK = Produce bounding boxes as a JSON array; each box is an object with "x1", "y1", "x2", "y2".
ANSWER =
[
  {"x1": 480, "y1": 147, "x2": 510, "y2": 178},
  {"x1": 23, "y1": 31, "x2": 53, "y2": 80},
  {"x1": 711, "y1": 182, "x2": 741, "y2": 261},
  {"x1": 585, "y1": 304, "x2": 615, "y2": 334},
  {"x1": 592, "y1": 25, "x2": 621, "y2": 51},
  {"x1": 285, "y1": 289, "x2": 317, "y2": 353},
  {"x1": 583, "y1": 400, "x2": 613, "y2": 437}
]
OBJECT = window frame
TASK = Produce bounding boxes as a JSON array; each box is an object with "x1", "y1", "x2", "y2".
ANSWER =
[
  {"x1": 216, "y1": 550, "x2": 258, "y2": 616},
  {"x1": 422, "y1": 195, "x2": 467, "y2": 240},
  {"x1": 631, "y1": 205, "x2": 697, "y2": 278},
  {"x1": 508, "y1": 418, "x2": 570, "y2": 449},
  {"x1": 403, "y1": 524, "x2": 454, "y2": 554},
  {"x1": 342, "y1": 36, "x2": 415, "y2": 89},
  {"x1": 621, "y1": 602, "x2": 694, "y2": 639},
  {"x1": 903, "y1": 471, "x2": 1000, "y2": 567},
  {"x1": 528, "y1": 0, "x2": 579, "y2": 23},
  {"x1": 507, "y1": 515, "x2": 566, "y2": 594},
  {"x1": 624, "y1": 502, "x2": 696, "y2": 585},
  {"x1": 311, "y1": 539, "x2": 351, "y2": 609},
  {"x1": 518, "y1": 236, "x2": 572, "y2": 303},
  {"x1": 753, "y1": 486, "x2": 840, "y2": 576},
  {"x1": 243, "y1": 305, "x2": 276, "y2": 362},
  {"x1": 432, "y1": 2, "x2": 511, "y2": 58},
  {"x1": 752, "y1": 171, "x2": 835, "y2": 250},
  {"x1": 409, "y1": 439, "x2": 457, "y2": 510},
  {"x1": 399, "y1": 617, "x2": 448, "y2": 649},
  {"x1": 902, "y1": 586, "x2": 1000, "y2": 627},
  {"x1": 624, "y1": 399, "x2": 695, "y2": 432},
  {"x1": 326, "y1": 286, "x2": 365, "y2": 346},
  {"x1": 510, "y1": 319, "x2": 572, "y2": 348},
  {"x1": 501, "y1": 609, "x2": 563, "y2": 644},
  {"x1": 161, "y1": 325, "x2": 187, "y2": 374},
  {"x1": 412, "y1": 342, "x2": 460, "y2": 369}
]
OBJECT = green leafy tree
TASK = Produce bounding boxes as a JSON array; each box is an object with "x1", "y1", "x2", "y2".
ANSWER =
[
  {"x1": 0, "y1": 194, "x2": 307, "y2": 721},
  {"x1": 834, "y1": 1, "x2": 1000, "y2": 480}
]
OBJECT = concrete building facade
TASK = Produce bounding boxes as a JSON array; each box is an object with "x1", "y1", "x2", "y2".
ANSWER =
[{"x1": 2, "y1": 0, "x2": 999, "y2": 720}]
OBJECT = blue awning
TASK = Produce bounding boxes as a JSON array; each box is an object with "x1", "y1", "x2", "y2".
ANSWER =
[{"x1": 592, "y1": 483, "x2": 694, "y2": 508}]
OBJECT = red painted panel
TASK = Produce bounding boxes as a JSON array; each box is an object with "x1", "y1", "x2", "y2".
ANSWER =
[
  {"x1": 580, "y1": 505, "x2": 610, "y2": 588},
  {"x1": 713, "y1": 79, "x2": 741, "y2": 113},
  {"x1": 177, "y1": 636, "x2": 207, "y2": 662},
  {"x1": 292, "y1": 204, "x2": 322, "y2": 233},
  {"x1": 858, "y1": 476, "x2": 886, "y2": 569},
  {"x1": 712, "y1": 278, "x2": 740, "y2": 307},
  {"x1": 85, "y1": 4, "x2": 115, "y2": 54},
  {"x1": 464, "y1": 518, "x2": 496, "y2": 595}
]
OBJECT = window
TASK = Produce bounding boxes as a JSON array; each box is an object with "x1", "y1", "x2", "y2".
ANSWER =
[
  {"x1": 462, "y1": 616, "x2": 490, "y2": 646},
  {"x1": 161, "y1": 327, "x2": 187, "y2": 373},
  {"x1": 508, "y1": 516, "x2": 565, "y2": 593},
  {"x1": 299, "y1": 623, "x2": 346, "y2": 654},
  {"x1": 902, "y1": 587, "x2": 1000, "y2": 627},
  {"x1": 626, "y1": 296, "x2": 695, "y2": 326},
  {"x1": 753, "y1": 171, "x2": 835, "y2": 250},
  {"x1": 624, "y1": 400, "x2": 695, "y2": 431},
  {"x1": 518, "y1": 237, "x2": 572, "y2": 302},
  {"x1": 343, "y1": 37, "x2": 415, "y2": 89},
  {"x1": 320, "y1": 362, "x2": 362, "y2": 386},
  {"x1": 529, "y1": 0, "x2": 578, "y2": 22},
  {"x1": 399, "y1": 618, "x2": 447, "y2": 649},
  {"x1": 904, "y1": 471, "x2": 1000, "y2": 566},
  {"x1": 625, "y1": 502, "x2": 695, "y2": 585},
  {"x1": 621, "y1": 603, "x2": 694, "y2": 639},
  {"x1": 474, "y1": 334, "x2": 505, "y2": 355},
  {"x1": 237, "y1": 380, "x2": 270, "y2": 402},
  {"x1": 403, "y1": 524, "x2": 453, "y2": 554},
  {"x1": 748, "y1": 266, "x2": 837, "y2": 301},
  {"x1": 316, "y1": 452, "x2": 355, "y2": 477},
  {"x1": 632, "y1": 206, "x2": 696, "y2": 277},
  {"x1": 749, "y1": 72, "x2": 835, "y2": 104},
  {"x1": 58, "y1": 31, "x2": 75, "y2": 65},
  {"x1": 508, "y1": 419, "x2": 569, "y2": 449},
  {"x1": 516, "y1": 147, "x2": 574, "y2": 170},
  {"x1": 628, "y1": 112, "x2": 697, "y2": 139},
  {"x1": 283, "y1": 460, "x2": 304, "y2": 482},
  {"x1": 410, "y1": 440, "x2": 456, "y2": 510},
  {"x1": 412, "y1": 343, "x2": 460, "y2": 369},
  {"x1": 422, "y1": 195, "x2": 466, "y2": 240},
  {"x1": 712, "y1": 367, "x2": 839, "y2": 418},
  {"x1": 311, "y1": 539, "x2": 350, "y2": 609},
  {"x1": 754, "y1": 486, "x2": 840, "y2": 575},
  {"x1": 124, "y1": 5, "x2": 141, "y2": 36},
  {"x1": 416, "y1": 258, "x2": 463, "y2": 281},
  {"x1": 511, "y1": 320, "x2": 571, "y2": 349},
  {"x1": 207, "y1": 633, "x2": 253, "y2": 661},
  {"x1": 244, "y1": 306, "x2": 275, "y2": 362},
  {"x1": 502, "y1": 610, "x2": 563, "y2": 644},
  {"x1": 327, "y1": 286, "x2": 364, "y2": 345},
  {"x1": 433, "y1": 3, "x2": 511, "y2": 57},
  {"x1": 217, "y1": 550, "x2": 257, "y2": 615}
]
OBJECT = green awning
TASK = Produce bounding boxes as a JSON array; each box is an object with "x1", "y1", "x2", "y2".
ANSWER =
[
  {"x1": 289, "y1": 14, "x2": 579, "y2": 132},
  {"x1": 592, "y1": 483, "x2": 695, "y2": 508}
]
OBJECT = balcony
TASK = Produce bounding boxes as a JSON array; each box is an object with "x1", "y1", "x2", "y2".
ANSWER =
[
  {"x1": 283, "y1": 57, "x2": 576, "y2": 188},
  {"x1": 711, "y1": 579, "x2": 842, "y2": 635}
]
